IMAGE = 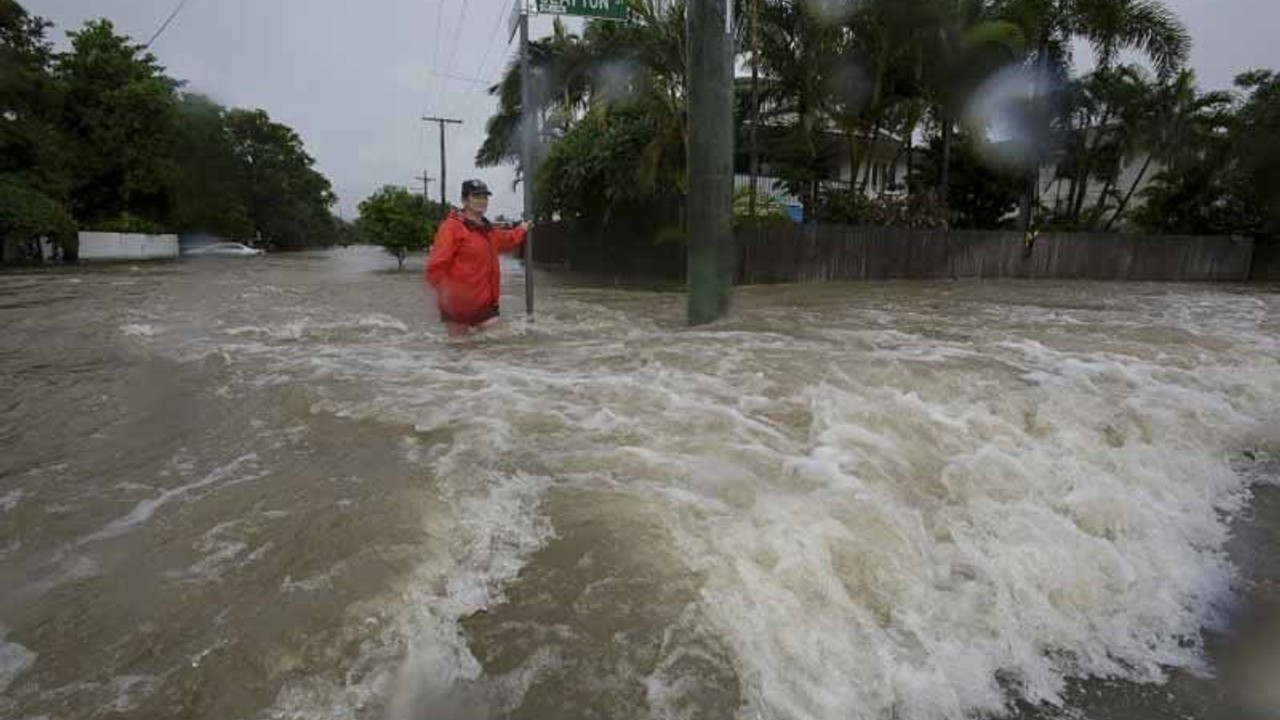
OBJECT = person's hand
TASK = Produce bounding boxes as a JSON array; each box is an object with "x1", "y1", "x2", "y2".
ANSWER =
[{"x1": 520, "y1": 220, "x2": 534, "y2": 231}]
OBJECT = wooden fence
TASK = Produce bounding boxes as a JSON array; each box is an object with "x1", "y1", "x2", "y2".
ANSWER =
[
  {"x1": 736, "y1": 226, "x2": 1256, "y2": 284},
  {"x1": 1251, "y1": 240, "x2": 1280, "y2": 281},
  {"x1": 532, "y1": 220, "x2": 1264, "y2": 284}
]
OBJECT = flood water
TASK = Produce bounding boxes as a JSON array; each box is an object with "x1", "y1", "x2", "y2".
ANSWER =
[{"x1": 2, "y1": 247, "x2": 1279, "y2": 720}]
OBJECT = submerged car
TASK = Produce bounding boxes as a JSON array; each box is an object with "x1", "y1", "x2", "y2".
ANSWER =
[{"x1": 188, "y1": 242, "x2": 264, "y2": 257}]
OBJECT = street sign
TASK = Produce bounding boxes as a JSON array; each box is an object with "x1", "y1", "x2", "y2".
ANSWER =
[{"x1": 533, "y1": 0, "x2": 630, "y2": 22}]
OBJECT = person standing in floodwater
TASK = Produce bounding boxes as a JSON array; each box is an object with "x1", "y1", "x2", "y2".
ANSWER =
[{"x1": 425, "y1": 179, "x2": 529, "y2": 336}]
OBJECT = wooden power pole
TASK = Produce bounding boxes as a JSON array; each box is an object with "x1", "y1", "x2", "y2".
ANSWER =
[
  {"x1": 414, "y1": 171, "x2": 435, "y2": 225},
  {"x1": 687, "y1": 0, "x2": 735, "y2": 325},
  {"x1": 422, "y1": 116, "x2": 462, "y2": 207}
]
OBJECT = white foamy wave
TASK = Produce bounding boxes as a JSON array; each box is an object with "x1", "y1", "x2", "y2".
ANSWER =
[
  {"x1": 122, "y1": 263, "x2": 1278, "y2": 720},
  {"x1": 224, "y1": 314, "x2": 408, "y2": 343},
  {"x1": 80, "y1": 454, "x2": 262, "y2": 546},
  {"x1": 264, "y1": 472, "x2": 555, "y2": 720},
  {"x1": 107, "y1": 674, "x2": 158, "y2": 713},
  {"x1": 647, "y1": 326, "x2": 1272, "y2": 719},
  {"x1": 0, "y1": 629, "x2": 36, "y2": 693},
  {"x1": 164, "y1": 520, "x2": 273, "y2": 586},
  {"x1": 121, "y1": 323, "x2": 157, "y2": 338},
  {"x1": 0, "y1": 489, "x2": 23, "y2": 513},
  {"x1": 382, "y1": 285, "x2": 1273, "y2": 719}
]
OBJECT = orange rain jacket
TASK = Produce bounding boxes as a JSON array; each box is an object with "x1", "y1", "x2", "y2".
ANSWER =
[{"x1": 425, "y1": 211, "x2": 527, "y2": 325}]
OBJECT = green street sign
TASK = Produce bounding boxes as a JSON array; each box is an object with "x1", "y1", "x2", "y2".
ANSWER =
[{"x1": 533, "y1": 0, "x2": 631, "y2": 22}]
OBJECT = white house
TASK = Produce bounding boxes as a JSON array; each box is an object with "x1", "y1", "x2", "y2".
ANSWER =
[{"x1": 734, "y1": 124, "x2": 911, "y2": 220}]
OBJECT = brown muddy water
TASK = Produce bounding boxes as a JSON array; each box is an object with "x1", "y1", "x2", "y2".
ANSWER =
[{"x1": 1, "y1": 247, "x2": 1279, "y2": 720}]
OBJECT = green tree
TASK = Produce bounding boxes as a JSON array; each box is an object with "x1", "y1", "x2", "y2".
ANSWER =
[
  {"x1": 169, "y1": 94, "x2": 252, "y2": 237},
  {"x1": 535, "y1": 104, "x2": 663, "y2": 222},
  {"x1": 1231, "y1": 70, "x2": 1280, "y2": 239},
  {"x1": 926, "y1": 1, "x2": 1025, "y2": 207},
  {"x1": 1135, "y1": 70, "x2": 1280, "y2": 240},
  {"x1": 477, "y1": 0, "x2": 690, "y2": 239},
  {"x1": 912, "y1": 132, "x2": 1023, "y2": 227},
  {"x1": 0, "y1": 0, "x2": 67, "y2": 201},
  {"x1": 225, "y1": 108, "x2": 337, "y2": 250},
  {"x1": 479, "y1": 0, "x2": 689, "y2": 211},
  {"x1": 476, "y1": 18, "x2": 593, "y2": 174},
  {"x1": 992, "y1": 0, "x2": 1191, "y2": 228},
  {"x1": 1042, "y1": 64, "x2": 1154, "y2": 228},
  {"x1": 752, "y1": 0, "x2": 841, "y2": 220},
  {"x1": 3, "y1": 5, "x2": 342, "y2": 258},
  {"x1": 55, "y1": 19, "x2": 180, "y2": 227},
  {"x1": 356, "y1": 185, "x2": 444, "y2": 270},
  {"x1": 0, "y1": 179, "x2": 76, "y2": 260},
  {"x1": 1105, "y1": 68, "x2": 1232, "y2": 230}
]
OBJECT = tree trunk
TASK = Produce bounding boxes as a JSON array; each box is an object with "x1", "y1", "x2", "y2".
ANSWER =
[
  {"x1": 905, "y1": 125, "x2": 914, "y2": 196},
  {"x1": 1020, "y1": 168, "x2": 1037, "y2": 232},
  {"x1": 860, "y1": 42, "x2": 890, "y2": 198},
  {"x1": 1105, "y1": 152, "x2": 1154, "y2": 231},
  {"x1": 860, "y1": 114, "x2": 883, "y2": 196},
  {"x1": 847, "y1": 126, "x2": 860, "y2": 204},
  {"x1": 940, "y1": 110, "x2": 952, "y2": 205},
  {"x1": 1088, "y1": 172, "x2": 1118, "y2": 228},
  {"x1": 1021, "y1": 35, "x2": 1051, "y2": 232},
  {"x1": 1071, "y1": 118, "x2": 1113, "y2": 223},
  {"x1": 1063, "y1": 119, "x2": 1080, "y2": 221}
]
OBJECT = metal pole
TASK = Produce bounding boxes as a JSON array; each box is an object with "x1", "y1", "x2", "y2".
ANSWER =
[
  {"x1": 748, "y1": 0, "x2": 760, "y2": 221},
  {"x1": 687, "y1": 0, "x2": 735, "y2": 325},
  {"x1": 520, "y1": 2, "x2": 536, "y2": 317}
]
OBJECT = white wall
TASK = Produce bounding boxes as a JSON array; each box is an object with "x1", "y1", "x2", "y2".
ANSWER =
[
  {"x1": 78, "y1": 232, "x2": 179, "y2": 261},
  {"x1": 1041, "y1": 153, "x2": 1162, "y2": 218},
  {"x1": 836, "y1": 155, "x2": 911, "y2": 196}
]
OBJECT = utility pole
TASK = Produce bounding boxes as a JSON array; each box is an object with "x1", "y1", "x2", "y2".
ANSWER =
[
  {"x1": 687, "y1": 0, "x2": 735, "y2": 325},
  {"x1": 414, "y1": 170, "x2": 435, "y2": 225},
  {"x1": 413, "y1": 170, "x2": 435, "y2": 197},
  {"x1": 518, "y1": 0, "x2": 536, "y2": 317},
  {"x1": 422, "y1": 116, "x2": 462, "y2": 207},
  {"x1": 748, "y1": 0, "x2": 761, "y2": 221}
]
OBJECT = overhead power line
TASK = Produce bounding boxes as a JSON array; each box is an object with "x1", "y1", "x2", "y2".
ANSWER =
[
  {"x1": 429, "y1": 0, "x2": 447, "y2": 76},
  {"x1": 431, "y1": 68, "x2": 490, "y2": 85},
  {"x1": 428, "y1": 0, "x2": 448, "y2": 105},
  {"x1": 474, "y1": 0, "x2": 515, "y2": 87},
  {"x1": 445, "y1": 0, "x2": 472, "y2": 78},
  {"x1": 144, "y1": 0, "x2": 195, "y2": 49}
]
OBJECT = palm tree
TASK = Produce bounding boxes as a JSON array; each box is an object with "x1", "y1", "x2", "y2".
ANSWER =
[
  {"x1": 1047, "y1": 64, "x2": 1151, "y2": 227},
  {"x1": 1104, "y1": 69, "x2": 1234, "y2": 229},
  {"x1": 585, "y1": 0, "x2": 690, "y2": 194},
  {"x1": 752, "y1": 0, "x2": 843, "y2": 220},
  {"x1": 924, "y1": 0, "x2": 1025, "y2": 207},
  {"x1": 991, "y1": 0, "x2": 1191, "y2": 229},
  {"x1": 475, "y1": 19, "x2": 592, "y2": 172},
  {"x1": 476, "y1": 1, "x2": 690, "y2": 217}
]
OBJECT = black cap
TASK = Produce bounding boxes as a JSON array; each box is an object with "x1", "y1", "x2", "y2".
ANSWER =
[{"x1": 461, "y1": 179, "x2": 492, "y2": 198}]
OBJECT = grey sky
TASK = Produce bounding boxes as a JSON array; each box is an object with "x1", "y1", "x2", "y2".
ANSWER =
[{"x1": 25, "y1": 0, "x2": 1280, "y2": 220}]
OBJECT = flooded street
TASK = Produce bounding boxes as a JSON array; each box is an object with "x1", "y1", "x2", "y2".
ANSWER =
[{"x1": 2, "y1": 247, "x2": 1279, "y2": 720}]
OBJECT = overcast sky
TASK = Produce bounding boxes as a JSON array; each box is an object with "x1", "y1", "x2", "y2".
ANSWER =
[{"x1": 26, "y1": 0, "x2": 1280, "y2": 220}]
